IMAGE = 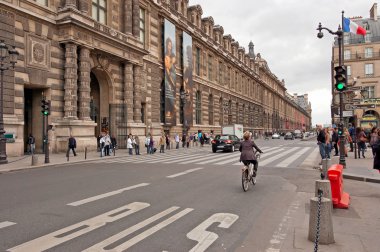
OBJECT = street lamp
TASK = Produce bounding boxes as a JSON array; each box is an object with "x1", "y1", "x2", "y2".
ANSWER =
[
  {"x1": 0, "y1": 40, "x2": 18, "y2": 164},
  {"x1": 317, "y1": 22, "x2": 346, "y2": 167}
]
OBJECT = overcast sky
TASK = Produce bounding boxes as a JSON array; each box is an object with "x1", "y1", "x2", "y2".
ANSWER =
[{"x1": 190, "y1": 0, "x2": 372, "y2": 126}]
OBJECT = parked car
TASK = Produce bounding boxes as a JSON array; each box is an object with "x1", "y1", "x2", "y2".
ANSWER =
[
  {"x1": 211, "y1": 134, "x2": 241, "y2": 153},
  {"x1": 284, "y1": 132, "x2": 295, "y2": 140},
  {"x1": 272, "y1": 133, "x2": 281, "y2": 139}
]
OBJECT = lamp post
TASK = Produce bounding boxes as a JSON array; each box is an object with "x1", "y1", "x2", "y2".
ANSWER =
[
  {"x1": 317, "y1": 21, "x2": 346, "y2": 167},
  {"x1": 0, "y1": 40, "x2": 18, "y2": 164}
]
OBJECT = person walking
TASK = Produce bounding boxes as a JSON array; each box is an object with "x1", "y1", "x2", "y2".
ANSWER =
[
  {"x1": 165, "y1": 134, "x2": 170, "y2": 150},
  {"x1": 175, "y1": 133, "x2": 179, "y2": 149},
  {"x1": 332, "y1": 127, "x2": 339, "y2": 156},
  {"x1": 134, "y1": 135, "x2": 140, "y2": 155},
  {"x1": 149, "y1": 136, "x2": 154, "y2": 154},
  {"x1": 357, "y1": 127, "x2": 367, "y2": 158},
  {"x1": 348, "y1": 123, "x2": 355, "y2": 152},
  {"x1": 104, "y1": 133, "x2": 111, "y2": 156},
  {"x1": 28, "y1": 133, "x2": 35, "y2": 155},
  {"x1": 67, "y1": 135, "x2": 77, "y2": 157},
  {"x1": 369, "y1": 127, "x2": 378, "y2": 158},
  {"x1": 325, "y1": 127, "x2": 331, "y2": 159},
  {"x1": 317, "y1": 125, "x2": 326, "y2": 162},
  {"x1": 182, "y1": 133, "x2": 186, "y2": 148},
  {"x1": 372, "y1": 130, "x2": 380, "y2": 173},
  {"x1": 127, "y1": 134, "x2": 133, "y2": 155},
  {"x1": 159, "y1": 135, "x2": 165, "y2": 153},
  {"x1": 111, "y1": 135, "x2": 117, "y2": 154},
  {"x1": 186, "y1": 133, "x2": 190, "y2": 148},
  {"x1": 99, "y1": 134, "x2": 105, "y2": 157},
  {"x1": 145, "y1": 135, "x2": 150, "y2": 154}
]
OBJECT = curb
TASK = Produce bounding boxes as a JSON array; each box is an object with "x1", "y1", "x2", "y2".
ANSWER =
[{"x1": 343, "y1": 173, "x2": 380, "y2": 184}]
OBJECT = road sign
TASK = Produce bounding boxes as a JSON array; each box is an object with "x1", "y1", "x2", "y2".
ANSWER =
[
  {"x1": 347, "y1": 86, "x2": 363, "y2": 91},
  {"x1": 343, "y1": 111, "x2": 353, "y2": 117}
]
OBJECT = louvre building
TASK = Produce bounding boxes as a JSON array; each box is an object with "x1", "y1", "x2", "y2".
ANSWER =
[{"x1": 0, "y1": 0, "x2": 311, "y2": 156}]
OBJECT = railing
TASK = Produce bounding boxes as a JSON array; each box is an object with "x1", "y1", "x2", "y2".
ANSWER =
[{"x1": 334, "y1": 35, "x2": 380, "y2": 45}]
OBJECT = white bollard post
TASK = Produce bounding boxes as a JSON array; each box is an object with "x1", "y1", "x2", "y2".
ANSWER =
[{"x1": 315, "y1": 180, "x2": 332, "y2": 202}]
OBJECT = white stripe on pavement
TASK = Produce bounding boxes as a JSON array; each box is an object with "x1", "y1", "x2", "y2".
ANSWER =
[
  {"x1": 162, "y1": 154, "x2": 214, "y2": 164},
  {"x1": 275, "y1": 147, "x2": 311, "y2": 167},
  {"x1": 82, "y1": 206, "x2": 181, "y2": 252},
  {"x1": 0, "y1": 221, "x2": 16, "y2": 229},
  {"x1": 67, "y1": 183, "x2": 150, "y2": 206},
  {"x1": 231, "y1": 148, "x2": 285, "y2": 166},
  {"x1": 167, "y1": 168, "x2": 204, "y2": 178},
  {"x1": 8, "y1": 202, "x2": 149, "y2": 252},
  {"x1": 259, "y1": 147, "x2": 300, "y2": 166}
]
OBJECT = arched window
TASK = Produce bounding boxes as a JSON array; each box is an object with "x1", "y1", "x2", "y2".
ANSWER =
[
  {"x1": 208, "y1": 94, "x2": 214, "y2": 125},
  {"x1": 196, "y1": 90, "x2": 202, "y2": 124}
]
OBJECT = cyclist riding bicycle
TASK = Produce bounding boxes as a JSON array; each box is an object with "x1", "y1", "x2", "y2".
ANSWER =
[{"x1": 239, "y1": 131, "x2": 263, "y2": 177}]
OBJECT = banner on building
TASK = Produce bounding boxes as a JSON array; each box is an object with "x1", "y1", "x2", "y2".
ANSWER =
[
  {"x1": 164, "y1": 19, "x2": 176, "y2": 125},
  {"x1": 182, "y1": 31, "x2": 193, "y2": 128}
]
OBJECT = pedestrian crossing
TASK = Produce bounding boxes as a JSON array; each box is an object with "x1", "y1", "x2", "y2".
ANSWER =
[{"x1": 86, "y1": 146, "x2": 314, "y2": 168}]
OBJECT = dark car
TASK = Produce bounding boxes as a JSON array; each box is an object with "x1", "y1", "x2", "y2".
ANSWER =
[
  {"x1": 211, "y1": 134, "x2": 241, "y2": 153},
  {"x1": 284, "y1": 132, "x2": 294, "y2": 140}
]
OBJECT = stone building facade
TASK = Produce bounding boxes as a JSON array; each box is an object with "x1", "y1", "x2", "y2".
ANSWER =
[
  {"x1": 331, "y1": 3, "x2": 380, "y2": 129},
  {"x1": 0, "y1": 0, "x2": 311, "y2": 156}
]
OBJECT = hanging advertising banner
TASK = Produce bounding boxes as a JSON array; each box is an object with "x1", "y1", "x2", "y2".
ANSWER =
[
  {"x1": 182, "y1": 31, "x2": 193, "y2": 129},
  {"x1": 164, "y1": 19, "x2": 176, "y2": 125}
]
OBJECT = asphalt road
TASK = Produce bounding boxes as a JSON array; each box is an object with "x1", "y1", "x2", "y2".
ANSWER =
[{"x1": 0, "y1": 138, "x2": 320, "y2": 251}]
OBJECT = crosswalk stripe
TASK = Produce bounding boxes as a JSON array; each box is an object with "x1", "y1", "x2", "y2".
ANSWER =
[
  {"x1": 100, "y1": 208, "x2": 194, "y2": 251},
  {"x1": 131, "y1": 153, "x2": 191, "y2": 163},
  {"x1": 167, "y1": 168, "x2": 203, "y2": 178},
  {"x1": 259, "y1": 147, "x2": 300, "y2": 166},
  {"x1": 275, "y1": 147, "x2": 311, "y2": 167},
  {"x1": 162, "y1": 154, "x2": 214, "y2": 164},
  {"x1": 0, "y1": 221, "x2": 16, "y2": 229},
  {"x1": 67, "y1": 183, "x2": 150, "y2": 206},
  {"x1": 82, "y1": 206, "x2": 181, "y2": 252},
  {"x1": 8, "y1": 202, "x2": 150, "y2": 252},
  {"x1": 231, "y1": 148, "x2": 285, "y2": 166}
]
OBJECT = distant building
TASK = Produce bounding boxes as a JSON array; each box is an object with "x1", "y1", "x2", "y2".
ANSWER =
[
  {"x1": 331, "y1": 3, "x2": 380, "y2": 130},
  {"x1": 293, "y1": 93, "x2": 312, "y2": 130}
]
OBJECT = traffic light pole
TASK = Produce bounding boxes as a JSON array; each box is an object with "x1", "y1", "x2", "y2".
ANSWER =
[{"x1": 337, "y1": 22, "x2": 346, "y2": 168}]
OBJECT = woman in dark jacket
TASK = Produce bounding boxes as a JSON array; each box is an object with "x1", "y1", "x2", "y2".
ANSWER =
[
  {"x1": 373, "y1": 130, "x2": 380, "y2": 173},
  {"x1": 240, "y1": 131, "x2": 263, "y2": 177}
]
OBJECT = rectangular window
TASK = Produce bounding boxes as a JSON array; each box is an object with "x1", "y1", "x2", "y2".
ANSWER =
[
  {"x1": 35, "y1": 0, "x2": 48, "y2": 6},
  {"x1": 196, "y1": 47, "x2": 201, "y2": 76},
  {"x1": 365, "y1": 47, "x2": 373, "y2": 58},
  {"x1": 139, "y1": 8, "x2": 145, "y2": 45},
  {"x1": 347, "y1": 65, "x2": 351, "y2": 77},
  {"x1": 141, "y1": 103, "x2": 146, "y2": 123},
  {"x1": 367, "y1": 86, "x2": 375, "y2": 98},
  {"x1": 344, "y1": 50, "x2": 351, "y2": 60},
  {"x1": 365, "y1": 63, "x2": 374, "y2": 77},
  {"x1": 92, "y1": 0, "x2": 107, "y2": 24},
  {"x1": 365, "y1": 34, "x2": 371, "y2": 43},
  {"x1": 208, "y1": 54, "x2": 213, "y2": 80},
  {"x1": 196, "y1": 91, "x2": 202, "y2": 124}
]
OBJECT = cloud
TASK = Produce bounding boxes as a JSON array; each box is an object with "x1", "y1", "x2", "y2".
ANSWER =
[{"x1": 190, "y1": 0, "x2": 369, "y2": 124}]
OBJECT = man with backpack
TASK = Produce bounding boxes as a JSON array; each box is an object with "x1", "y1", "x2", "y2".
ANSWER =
[
  {"x1": 67, "y1": 135, "x2": 77, "y2": 157},
  {"x1": 28, "y1": 134, "x2": 35, "y2": 155}
]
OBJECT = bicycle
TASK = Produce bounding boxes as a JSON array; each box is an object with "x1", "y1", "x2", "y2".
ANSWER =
[{"x1": 241, "y1": 151, "x2": 261, "y2": 192}]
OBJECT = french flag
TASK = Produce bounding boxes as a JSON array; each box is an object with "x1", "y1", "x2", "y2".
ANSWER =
[{"x1": 343, "y1": 17, "x2": 366, "y2": 36}]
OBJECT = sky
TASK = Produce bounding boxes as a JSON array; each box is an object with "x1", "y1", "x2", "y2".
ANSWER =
[{"x1": 190, "y1": 0, "x2": 372, "y2": 126}]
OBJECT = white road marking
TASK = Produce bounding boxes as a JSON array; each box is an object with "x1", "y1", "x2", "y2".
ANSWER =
[
  {"x1": 163, "y1": 154, "x2": 214, "y2": 164},
  {"x1": 231, "y1": 148, "x2": 284, "y2": 166},
  {"x1": 8, "y1": 202, "x2": 149, "y2": 252},
  {"x1": 83, "y1": 206, "x2": 181, "y2": 251},
  {"x1": 166, "y1": 168, "x2": 204, "y2": 178},
  {"x1": 67, "y1": 183, "x2": 150, "y2": 206},
  {"x1": 88, "y1": 208, "x2": 194, "y2": 251},
  {"x1": 275, "y1": 147, "x2": 311, "y2": 167},
  {"x1": 259, "y1": 148, "x2": 300, "y2": 166},
  {"x1": 187, "y1": 213, "x2": 239, "y2": 252},
  {"x1": 0, "y1": 221, "x2": 16, "y2": 229},
  {"x1": 197, "y1": 152, "x2": 240, "y2": 164}
]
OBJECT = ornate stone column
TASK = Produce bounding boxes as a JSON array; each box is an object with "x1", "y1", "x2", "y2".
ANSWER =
[
  {"x1": 65, "y1": 0, "x2": 77, "y2": 8},
  {"x1": 124, "y1": 63, "x2": 134, "y2": 123},
  {"x1": 64, "y1": 43, "x2": 78, "y2": 119},
  {"x1": 124, "y1": 0, "x2": 133, "y2": 34},
  {"x1": 78, "y1": 0, "x2": 89, "y2": 13},
  {"x1": 132, "y1": 0, "x2": 140, "y2": 37},
  {"x1": 78, "y1": 47, "x2": 91, "y2": 120},
  {"x1": 133, "y1": 65, "x2": 142, "y2": 123}
]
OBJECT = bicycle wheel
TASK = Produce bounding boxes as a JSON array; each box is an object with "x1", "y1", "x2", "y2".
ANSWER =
[{"x1": 242, "y1": 168, "x2": 250, "y2": 191}]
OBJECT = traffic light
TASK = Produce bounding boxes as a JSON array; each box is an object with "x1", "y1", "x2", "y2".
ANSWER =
[
  {"x1": 334, "y1": 65, "x2": 347, "y2": 91},
  {"x1": 41, "y1": 99, "x2": 50, "y2": 116},
  {"x1": 337, "y1": 123, "x2": 344, "y2": 136}
]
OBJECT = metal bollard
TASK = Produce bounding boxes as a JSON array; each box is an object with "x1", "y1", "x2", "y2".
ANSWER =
[
  {"x1": 66, "y1": 150, "x2": 69, "y2": 162},
  {"x1": 85, "y1": 147, "x2": 87, "y2": 160},
  {"x1": 113, "y1": 147, "x2": 116, "y2": 156}
]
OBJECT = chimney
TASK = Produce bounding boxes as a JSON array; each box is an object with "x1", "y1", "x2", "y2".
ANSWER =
[{"x1": 370, "y1": 3, "x2": 377, "y2": 21}]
